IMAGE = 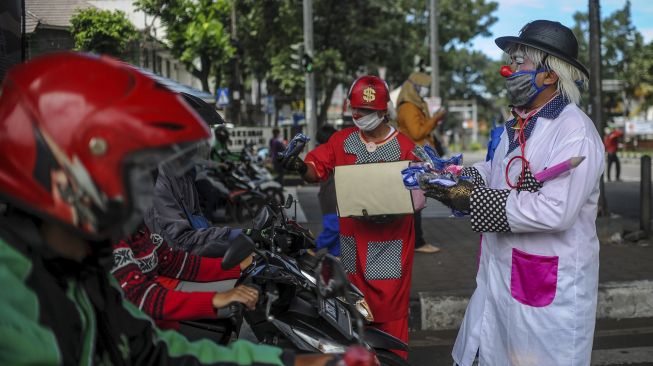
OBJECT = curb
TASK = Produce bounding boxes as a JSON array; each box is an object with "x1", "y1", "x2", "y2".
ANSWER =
[{"x1": 417, "y1": 280, "x2": 653, "y2": 331}]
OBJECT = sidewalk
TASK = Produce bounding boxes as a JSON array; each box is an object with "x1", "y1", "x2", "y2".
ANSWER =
[
  {"x1": 291, "y1": 178, "x2": 653, "y2": 332},
  {"x1": 410, "y1": 215, "x2": 653, "y2": 330}
]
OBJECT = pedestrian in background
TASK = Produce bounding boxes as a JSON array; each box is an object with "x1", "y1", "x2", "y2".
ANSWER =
[
  {"x1": 315, "y1": 124, "x2": 340, "y2": 256},
  {"x1": 269, "y1": 128, "x2": 286, "y2": 185},
  {"x1": 396, "y1": 72, "x2": 446, "y2": 254},
  {"x1": 604, "y1": 126, "x2": 624, "y2": 181}
]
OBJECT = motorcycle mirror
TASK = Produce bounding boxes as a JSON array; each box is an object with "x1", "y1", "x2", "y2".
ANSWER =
[
  {"x1": 284, "y1": 194, "x2": 294, "y2": 209},
  {"x1": 221, "y1": 233, "x2": 256, "y2": 270},
  {"x1": 316, "y1": 254, "x2": 348, "y2": 299}
]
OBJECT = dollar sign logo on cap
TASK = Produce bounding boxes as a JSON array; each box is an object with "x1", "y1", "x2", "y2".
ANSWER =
[{"x1": 362, "y1": 86, "x2": 376, "y2": 103}]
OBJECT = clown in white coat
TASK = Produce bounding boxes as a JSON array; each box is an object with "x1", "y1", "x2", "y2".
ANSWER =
[{"x1": 420, "y1": 20, "x2": 604, "y2": 366}]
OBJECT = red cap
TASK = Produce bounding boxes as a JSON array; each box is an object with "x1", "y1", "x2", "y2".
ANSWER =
[{"x1": 347, "y1": 75, "x2": 389, "y2": 111}]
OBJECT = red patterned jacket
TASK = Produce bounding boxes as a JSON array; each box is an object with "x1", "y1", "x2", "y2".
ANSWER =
[{"x1": 111, "y1": 226, "x2": 240, "y2": 328}]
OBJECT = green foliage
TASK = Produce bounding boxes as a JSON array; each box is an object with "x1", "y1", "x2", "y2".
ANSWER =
[
  {"x1": 70, "y1": 8, "x2": 139, "y2": 57},
  {"x1": 469, "y1": 142, "x2": 483, "y2": 152},
  {"x1": 135, "y1": 0, "x2": 234, "y2": 92},
  {"x1": 236, "y1": 0, "x2": 498, "y2": 126},
  {"x1": 135, "y1": 0, "x2": 499, "y2": 125},
  {"x1": 572, "y1": 1, "x2": 653, "y2": 115}
]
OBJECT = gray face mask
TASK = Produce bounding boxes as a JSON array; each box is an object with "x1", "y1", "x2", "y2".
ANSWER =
[{"x1": 505, "y1": 69, "x2": 549, "y2": 107}]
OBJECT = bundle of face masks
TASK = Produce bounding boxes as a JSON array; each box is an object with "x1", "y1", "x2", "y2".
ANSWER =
[
  {"x1": 278, "y1": 133, "x2": 310, "y2": 161},
  {"x1": 401, "y1": 145, "x2": 464, "y2": 189},
  {"x1": 401, "y1": 145, "x2": 468, "y2": 217}
]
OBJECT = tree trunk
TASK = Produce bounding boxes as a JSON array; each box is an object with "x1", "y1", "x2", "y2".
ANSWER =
[
  {"x1": 190, "y1": 55, "x2": 211, "y2": 92},
  {"x1": 317, "y1": 81, "x2": 338, "y2": 128}
]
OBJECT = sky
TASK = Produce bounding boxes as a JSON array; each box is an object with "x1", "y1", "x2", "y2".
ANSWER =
[{"x1": 470, "y1": 0, "x2": 653, "y2": 60}]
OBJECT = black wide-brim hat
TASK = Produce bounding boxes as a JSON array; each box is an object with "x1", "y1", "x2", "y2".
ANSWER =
[{"x1": 495, "y1": 20, "x2": 589, "y2": 78}]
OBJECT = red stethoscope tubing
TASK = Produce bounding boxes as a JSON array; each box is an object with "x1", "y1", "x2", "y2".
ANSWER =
[{"x1": 505, "y1": 111, "x2": 537, "y2": 189}]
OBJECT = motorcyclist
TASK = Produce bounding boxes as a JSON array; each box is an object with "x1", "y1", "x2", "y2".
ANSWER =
[
  {"x1": 0, "y1": 51, "x2": 377, "y2": 366},
  {"x1": 112, "y1": 223, "x2": 257, "y2": 330},
  {"x1": 210, "y1": 125, "x2": 241, "y2": 163},
  {"x1": 144, "y1": 134, "x2": 240, "y2": 257}
]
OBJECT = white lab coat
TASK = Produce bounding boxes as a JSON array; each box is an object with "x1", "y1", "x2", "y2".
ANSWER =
[{"x1": 452, "y1": 103, "x2": 605, "y2": 366}]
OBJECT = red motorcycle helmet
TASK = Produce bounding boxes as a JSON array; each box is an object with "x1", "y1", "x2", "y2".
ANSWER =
[
  {"x1": 0, "y1": 52, "x2": 210, "y2": 240},
  {"x1": 347, "y1": 75, "x2": 390, "y2": 111}
]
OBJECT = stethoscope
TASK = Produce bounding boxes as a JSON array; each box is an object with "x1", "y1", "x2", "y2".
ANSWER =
[
  {"x1": 504, "y1": 110, "x2": 537, "y2": 190},
  {"x1": 499, "y1": 64, "x2": 539, "y2": 190}
]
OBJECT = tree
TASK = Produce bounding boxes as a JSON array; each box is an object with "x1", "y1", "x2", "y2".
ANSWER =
[
  {"x1": 70, "y1": 8, "x2": 139, "y2": 58},
  {"x1": 572, "y1": 1, "x2": 653, "y2": 116},
  {"x1": 236, "y1": 0, "x2": 498, "y2": 127},
  {"x1": 236, "y1": 0, "x2": 305, "y2": 121},
  {"x1": 135, "y1": 0, "x2": 234, "y2": 92}
]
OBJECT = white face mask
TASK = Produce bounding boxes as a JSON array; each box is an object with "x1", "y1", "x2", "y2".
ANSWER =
[
  {"x1": 353, "y1": 111, "x2": 384, "y2": 131},
  {"x1": 418, "y1": 86, "x2": 430, "y2": 98}
]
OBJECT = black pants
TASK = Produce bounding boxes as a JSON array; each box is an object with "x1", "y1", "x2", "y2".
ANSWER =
[
  {"x1": 607, "y1": 152, "x2": 620, "y2": 181},
  {"x1": 273, "y1": 164, "x2": 285, "y2": 186},
  {"x1": 414, "y1": 210, "x2": 425, "y2": 248}
]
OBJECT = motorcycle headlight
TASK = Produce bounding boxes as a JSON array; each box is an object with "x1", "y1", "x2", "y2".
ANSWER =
[
  {"x1": 355, "y1": 299, "x2": 374, "y2": 322},
  {"x1": 292, "y1": 328, "x2": 347, "y2": 354}
]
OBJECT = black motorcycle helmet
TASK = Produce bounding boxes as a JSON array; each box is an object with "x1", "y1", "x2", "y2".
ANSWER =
[
  {"x1": 495, "y1": 20, "x2": 589, "y2": 78},
  {"x1": 179, "y1": 92, "x2": 226, "y2": 127},
  {"x1": 214, "y1": 125, "x2": 231, "y2": 145}
]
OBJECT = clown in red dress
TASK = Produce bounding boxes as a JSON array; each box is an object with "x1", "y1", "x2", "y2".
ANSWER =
[{"x1": 285, "y1": 76, "x2": 417, "y2": 358}]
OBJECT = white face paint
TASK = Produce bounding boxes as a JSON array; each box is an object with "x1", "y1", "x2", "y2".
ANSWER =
[{"x1": 353, "y1": 111, "x2": 384, "y2": 131}]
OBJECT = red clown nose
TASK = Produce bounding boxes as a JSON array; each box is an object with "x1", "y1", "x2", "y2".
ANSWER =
[{"x1": 500, "y1": 65, "x2": 513, "y2": 77}]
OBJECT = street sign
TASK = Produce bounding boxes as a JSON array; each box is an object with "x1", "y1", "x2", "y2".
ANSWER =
[
  {"x1": 264, "y1": 96, "x2": 275, "y2": 115},
  {"x1": 216, "y1": 88, "x2": 230, "y2": 108},
  {"x1": 625, "y1": 120, "x2": 653, "y2": 135}
]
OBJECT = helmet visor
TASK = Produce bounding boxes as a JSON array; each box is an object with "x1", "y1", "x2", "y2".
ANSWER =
[{"x1": 114, "y1": 139, "x2": 210, "y2": 237}]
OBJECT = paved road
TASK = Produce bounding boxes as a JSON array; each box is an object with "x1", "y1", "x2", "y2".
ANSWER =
[{"x1": 408, "y1": 317, "x2": 653, "y2": 366}]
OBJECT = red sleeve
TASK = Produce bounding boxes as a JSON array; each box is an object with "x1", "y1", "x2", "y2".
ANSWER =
[
  {"x1": 396, "y1": 132, "x2": 418, "y2": 161},
  {"x1": 194, "y1": 257, "x2": 241, "y2": 282},
  {"x1": 160, "y1": 290, "x2": 218, "y2": 321},
  {"x1": 305, "y1": 139, "x2": 337, "y2": 180},
  {"x1": 112, "y1": 240, "x2": 218, "y2": 321},
  {"x1": 156, "y1": 238, "x2": 240, "y2": 282}
]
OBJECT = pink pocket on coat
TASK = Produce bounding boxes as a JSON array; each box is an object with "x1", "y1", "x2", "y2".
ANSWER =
[{"x1": 510, "y1": 248, "x2": 559, "y2": 307}]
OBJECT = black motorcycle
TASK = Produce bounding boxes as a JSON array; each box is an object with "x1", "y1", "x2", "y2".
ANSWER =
[
  {"x1": 217, "y1": 196, "x2": 409, "y2": 366},
  {"x1": 195, "y1": 161, "x2": 268, "y2": 223}
]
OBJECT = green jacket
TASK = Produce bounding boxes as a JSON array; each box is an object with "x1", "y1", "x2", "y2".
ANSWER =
[
  {"x1": 210, "y1": 142, "x2": 242, "y2": 164},
  {"x1": 0, "y1": 214, "x2": 293, "y2": 366}
]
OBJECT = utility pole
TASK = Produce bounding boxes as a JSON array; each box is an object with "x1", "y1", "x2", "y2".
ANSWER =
[
  {"x1": 229, "y1": 0, "x2": 242, "y2": 125},
  {"x1": 589, "y1": 0, "x2": 607, "y2": 214},
  {"x1": 303, "y1": 0, "x2": 317, "y2": 150},
  {"x1": 429, "y1": 0, "x2": 440, "y2": 98}
]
